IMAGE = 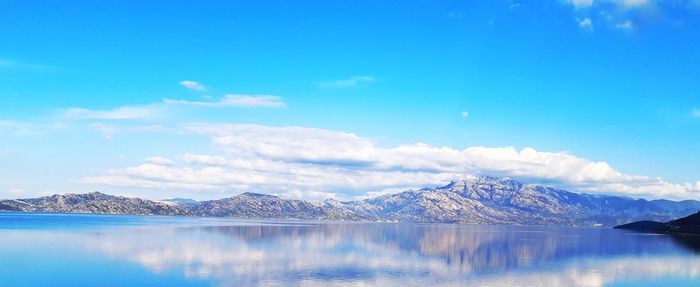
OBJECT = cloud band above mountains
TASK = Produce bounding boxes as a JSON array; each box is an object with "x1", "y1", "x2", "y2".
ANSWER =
[{"x1": 80, "y1": 123, "x2": 700, "y2": 200}]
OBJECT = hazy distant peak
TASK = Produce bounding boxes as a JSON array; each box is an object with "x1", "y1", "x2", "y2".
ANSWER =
[
  {"x1": 237, "y1": 192, "x2": 279, "y2": 199},
  {"x1": 161, "y1": 198, "x2": 199, "y2": 205}
]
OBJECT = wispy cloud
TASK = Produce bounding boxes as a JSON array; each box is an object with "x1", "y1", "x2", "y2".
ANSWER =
[
  {"x1": 692, "y1": 108, "x2": 700, "y2": 118},
  {"x1": 622, "y1": 0, "x2": 649, "y2": 8},
  {"x1": 164, "y1": 95, "x2": 286, "y2": 108},
  {"x1": 145, "y1": 156, "x2": 175, "y2": 166},
  {"x1": 318, "y1": 76, "x2": 375, "y2": 88},
  {"x1": 179, "y1": 80, "x2": 207, "y2": 92},
  {"x1": 60, "y1": 105, "x2": 161, "y2": 120},
  {"x1": 569, "y1": 0, "x2": 593, "y2": 8},
  {"x1": 89, "y1": 124, "x2": 167, "y2": 140},
  {"x1": 615, "y1": 20, "x2": 634, "y2": 30},
  {"x1": 0, "y1": 120, "x2": 67, "y2": 136},
  {"x1": 461, "y1": 111, "x2": 470, "y2": 118},
  {"x1": 0, "y1": 58, "x2": 51, "y2": 71},
  {"x1": 59, "y1": 94, "x2": 286, "y2": 121},
  {"x1": 564, "y1": 0, "x2": 649, "y2": 9},
  {"x1": 7, "y1": 188, "x2": 24, "y2": 196}
]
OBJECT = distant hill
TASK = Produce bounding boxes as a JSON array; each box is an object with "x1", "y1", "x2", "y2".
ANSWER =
[
  {"x1": 0, "y1": 192, "x2": 190, "y2": 216},
  {"x1": 613, "y1": 220, "x2": 668, "y2": 233},
  {"x1": 668, "y1": 212, "x2": 700, "y2": 234},
  {"x1": 2, "y1": 177, "x2": 700, "y2": 227},
  {"x1": 615, "y1": 211, "x2": 700, "y2": 234}
]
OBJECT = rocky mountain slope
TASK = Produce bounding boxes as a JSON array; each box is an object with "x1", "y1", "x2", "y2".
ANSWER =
[
  {"x1": 0, "y1": 192, "x2": 191, "y2": 216},
  {"x1": 346, "y1": 177, "x2": 700, "y2": 226},
  {"x1": 193, "y1": 192, "x2": 368, "y2": 220},
  {"x1": 2, "y1": 177, "x2": 699, "y2": 227}
]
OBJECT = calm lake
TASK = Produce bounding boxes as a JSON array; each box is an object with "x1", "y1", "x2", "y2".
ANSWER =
[{"x1": 0, "y1": 213, "x2": 699, "y2": 286}]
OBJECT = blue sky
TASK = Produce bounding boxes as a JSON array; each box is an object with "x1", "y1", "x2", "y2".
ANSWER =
[{"x1": 1, "y1": 0, "x2": 699, "y2": 200}]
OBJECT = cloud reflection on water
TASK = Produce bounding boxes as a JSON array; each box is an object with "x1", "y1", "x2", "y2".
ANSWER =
[{"x1": 78, "y1": 223, "x2": 700, "y2": 286}]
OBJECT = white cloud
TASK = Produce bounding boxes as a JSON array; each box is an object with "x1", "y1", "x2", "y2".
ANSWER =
[
  {"x1": 81, "y1": 123, "x2": 700, "y2": 200},
  {"x1": 318, "y1": 76, "x2": 375, "y2": 88},
  {"x1": 60, "y1": 105, "x2": 160, "y2": 120},
  {"x1": 145, "y1": 156, "x2": 175, "y2": 166},
  {"x1": 0, "y1": 58, "x2": 50, "y2": 70},
  {"x1": 569, "y1": 0, "x2": 594, "y2": 8},
  {"x1": 7, "y1": 188, "x2": 24, "y2": 195},
  {"x1": 685, "y1": 182, "x2": 700, "y2": 192},
  {"x1": 0, "y1": 59, "x2": 17, "y2": 68},
  {"x1": 558, "y1": 0, "x2": 681, "y2": 31},
  {"x1": 59, "y1": 94, "x2": 285, "y2": 122},
  {"x1": 183, "y1": 124, "x2": 377, "y2": 165},
  {"x1": 164, "y1": 94, "x2": 285, "y2": 108},
  {"x1": 615, "y1": 20, "x2": 634, "y2": 30},
  {"x1": 89, "y1": 124, "x2": 167, "y2": 140},
  {"x1": 274, "y1": 189, "x2": 339, "y2": 201},
  {"x1": 578, "y1": 17, "x2": 593, "y2": 30},
  {"x1": 0, "y1": 120, "x2": 68, "y2": 136},
  {"x1": 179, "y1": 80, "x2": 207, "y2": 91},
  {"x1": 354, "y1": 187, "x2": 417, "y2": 200},
  {"x1": 90, "y1": 124, "x2": 115, "y2": 140},
  {"x1": 564, "y1": 0, "x2": 650, "y2": 9},
  {"x1": 461, "y1": 111, "x2": 470, "y2": 118},
  {"x1": 692, "y1": 109, "x2": 700, "y2": 118},
  {"x1": 622, "y1": 0, "x2": 649, "y2": 8}
]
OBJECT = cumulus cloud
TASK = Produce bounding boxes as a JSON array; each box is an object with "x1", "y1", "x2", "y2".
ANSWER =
[
  {"x1": 164, "y1": 95, "x2": 285, "y2": 108},
  {"x1": 685, "y1": 182, "x2": 700, "y2": 193},
  {"x1": 179, "y1": 80, "x2": 207, "y2": 91},
  {"x1": 80, "y1": 123, "x2": 700, "y2": 200},
  {"x1": 183, "y1": 124, "x2": 377, "y2": 165},
  {"x1": 318, "y1": 76, "x2": 375, "y2": 88}
]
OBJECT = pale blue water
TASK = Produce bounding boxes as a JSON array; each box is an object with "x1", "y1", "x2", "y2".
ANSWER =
[{"x1": 1, "y1": 213, "x2": 699, "y2": 287}]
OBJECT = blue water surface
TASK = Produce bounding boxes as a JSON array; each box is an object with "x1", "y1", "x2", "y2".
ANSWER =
[{"x1": 0, "y1": 212, "x2": 698, "y2": 286}]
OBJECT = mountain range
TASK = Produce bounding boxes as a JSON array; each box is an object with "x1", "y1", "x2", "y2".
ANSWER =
[{"x1": 2, "y1": 176, "x2": 699, "y2": 227}]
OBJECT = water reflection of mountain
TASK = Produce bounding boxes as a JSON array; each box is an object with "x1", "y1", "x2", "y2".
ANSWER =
[
  {"x1": 82, "y1": 222, "x2": 700, "y2": 286},
  {"x1": 668, "y1": 234, "x2": 700, "y2": 253},
  {"x1": 202, "y1": 223, "x2": 687, "y2": 273}
]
